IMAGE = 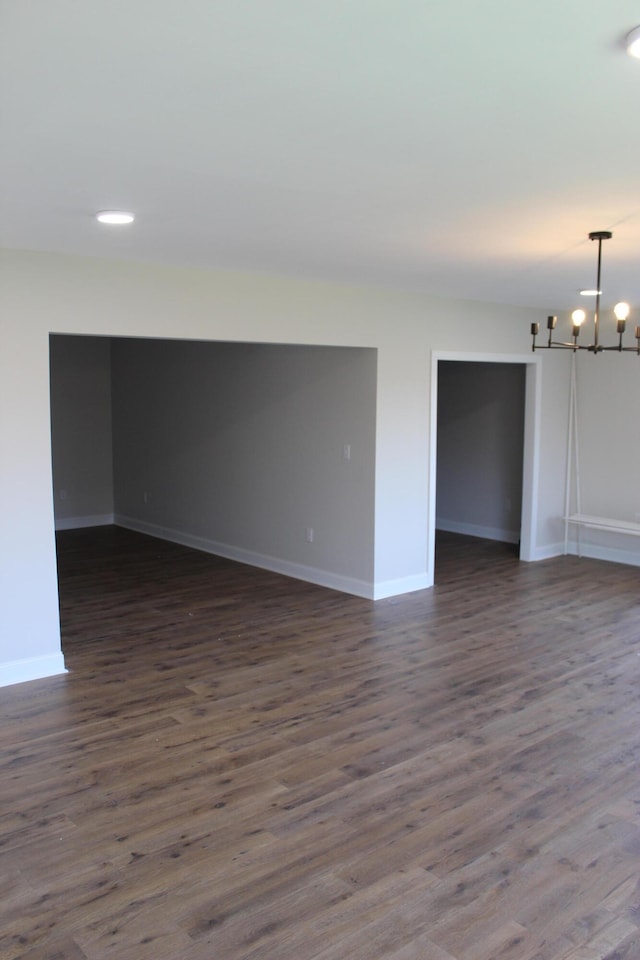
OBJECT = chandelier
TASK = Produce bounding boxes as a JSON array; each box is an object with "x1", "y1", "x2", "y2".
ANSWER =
[{"x1": 531, "y1": 230, "x2": 639, "y2": 354}]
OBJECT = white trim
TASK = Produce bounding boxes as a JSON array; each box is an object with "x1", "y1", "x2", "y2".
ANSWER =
[
  {"x1": 563, "y1": 354, "x2": 578, "y2": 554},
  {"x1": 372, "y1": 574, "x2": 430, "y2": 600},
  {"x1": 435, "y1": 518, "x2": 520, "y2": 544},
  {"x1": 427, "y1": 353, "x2": 439, "y2": 588},
  {"x1": 55, "y1": 512, "x2": 114, "y2": 531},
  {"x1": 520, "y1": 360, "x2": 541, "y2": 562},
  {"x1": 115, "y1": 515, "x2": 375, "y2": 599},
  {"x1": 429, "y1": 351, "x2": 541, "y2": 582},
  {"x1": 0, "y1": 653, "x2": 67, "y2": 688},
  {"x1": 430, "y1": 351, "x2": 538, "y2": 365},
  {"x1": 525, "y1": 542, "x2": 564, "y2": 562}
]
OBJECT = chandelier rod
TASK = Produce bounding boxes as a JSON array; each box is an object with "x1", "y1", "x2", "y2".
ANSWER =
[{"x1": 590, "y1": 229, "x2": 611, "y2": 353}]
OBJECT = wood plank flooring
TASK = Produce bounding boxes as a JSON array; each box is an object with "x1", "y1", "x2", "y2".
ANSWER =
[{"x1": 1, "y1": 526, "x2": 640, "y2": 960}]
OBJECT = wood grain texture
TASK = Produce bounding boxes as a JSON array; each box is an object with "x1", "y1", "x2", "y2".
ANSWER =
[{"x1": 1, "y1": 526, "x2": 639, "y2": 960}]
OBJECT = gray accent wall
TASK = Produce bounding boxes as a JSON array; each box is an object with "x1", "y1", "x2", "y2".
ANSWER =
[
  {"x1": 49, "y1": 334, "x2": 114, "y2": 526},
  {"x1": 110, "y1": 338, "x2": 376, "y2": 587}
]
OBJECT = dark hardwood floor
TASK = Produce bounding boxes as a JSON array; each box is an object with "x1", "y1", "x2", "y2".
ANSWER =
[{"x1": 1, "y1": 526, "x2": 640, "y2": 960}]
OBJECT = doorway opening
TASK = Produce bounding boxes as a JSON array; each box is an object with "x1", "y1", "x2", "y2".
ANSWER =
[{"x1": 427, "y1": 352, "x2": 540, "y2": 584}]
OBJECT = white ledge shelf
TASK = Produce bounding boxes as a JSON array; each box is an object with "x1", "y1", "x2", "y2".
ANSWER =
[{"x1": 565, "y1": 514, "x2": 640, "y2": 536}]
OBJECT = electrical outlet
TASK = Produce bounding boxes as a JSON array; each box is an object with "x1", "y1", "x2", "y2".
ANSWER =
[
  {"x1": 59, "y1": 489, "x2": 68, "y2": 500},
  {"x1": 342, "y1": 443, "x2": 351, "y2": 461},
  {"x1": 305, "y1": 527, "x2": 314, "y2": 543}
]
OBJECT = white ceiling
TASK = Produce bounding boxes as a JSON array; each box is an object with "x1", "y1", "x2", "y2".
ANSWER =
[{"x1": 2, "y1": 0, "x2": 640, "y2": 312}]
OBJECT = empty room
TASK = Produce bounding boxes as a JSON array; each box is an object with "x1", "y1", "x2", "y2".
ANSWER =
[{"x1": 1, "y1": 3, "x2": 640, "y2": 959}]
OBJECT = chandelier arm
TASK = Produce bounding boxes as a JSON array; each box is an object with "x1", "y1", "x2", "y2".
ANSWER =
[{"x1": 532, "y1": 342, "x2": 589, "y2": 351}]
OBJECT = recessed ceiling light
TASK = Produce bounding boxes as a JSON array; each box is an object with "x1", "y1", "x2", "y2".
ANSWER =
[
  {"x1": 579, "y1": 289, "x2": 601, "y2": 296},
  {"x1": 626, "y1": 25, "x2": 640, "y2": 58},
  {"x1": 95, "y1": 210, "x2": 135, "y2": 225}
]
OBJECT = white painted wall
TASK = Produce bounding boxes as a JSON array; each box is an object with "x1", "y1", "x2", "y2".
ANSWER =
[
  {"x1": 0, "y1": 248, "x2": 583, "y2": 686},
  {"x1": 565, "y1": 352, "x2": 640, "y2": 565},
  {"x1": 49, "y1": 335, "x2": 114, "y2": 528},
  {"x1": 110, "y1": 338, "x2": 376, "y2": 593},
  {"x1": 528, "y1": 349, "x2": 571, "y2": 558},
  {"x1": 1, "y1": 257, "x2": 66, "y2": 685},
  {"x1": 436, "y1": 361, "x2": 525, "y2": 543}
]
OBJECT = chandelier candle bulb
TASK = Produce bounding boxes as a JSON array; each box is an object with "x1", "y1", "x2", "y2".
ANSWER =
[
  {"x1": 614, "y1": 302, "x2": 630, "y2": 336},
  {"x1": 570, "y1": 309, "x2": 584, "y2": 339}
]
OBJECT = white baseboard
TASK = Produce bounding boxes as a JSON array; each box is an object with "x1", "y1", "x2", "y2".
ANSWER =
[
  {"x1": 566, "y1": 542, "x2": 640, "y2": 567},
  {"x1": 115, "y1": 515, "x2": 376, "y2": 599},
  {"x1": 55, "y1": 513, "x2": 115, "y2": 531},
  {"x1": 436, "y1": 518, "x2": 520, "y2": 544},
  {"x1": 524, "y1": 542, "x2": 565, "y2": 561},
  {"x1": 522, "y1": 540, "x2": 640, "y2": 566},
  {"x1": 373, "y1": 573, "x2": 431, "y2": 600},
  {"x1": 0, "y1": 653, "x2": 67, "y2": 688}
]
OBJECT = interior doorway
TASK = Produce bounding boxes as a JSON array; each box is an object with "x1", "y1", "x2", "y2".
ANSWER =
[
  {"x1": 427, "y1": 352, "x2": 540, "y2": 584},
  {"x1": 437, "y1": 359, "x2": 525, "y2": 536}
]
